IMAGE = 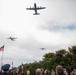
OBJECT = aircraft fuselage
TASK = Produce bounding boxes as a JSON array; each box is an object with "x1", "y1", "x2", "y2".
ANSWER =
[{"x1": 34, "y1": 3, "x2": 37, "y2": 14}]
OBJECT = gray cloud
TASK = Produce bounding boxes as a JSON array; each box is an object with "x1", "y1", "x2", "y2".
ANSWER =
[
  {"x1": 0, "y1": 30, "x2": 70, "y2": 67},
  {"x1": 0, "y1": 0, "x2": 76, "y2": 67}
]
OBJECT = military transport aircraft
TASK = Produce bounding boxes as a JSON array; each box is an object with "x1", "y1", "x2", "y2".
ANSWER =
[
  {"x1": 7, "y1": 37, "x2": 17, "y2": 41},
  {"x1": 26, "y1": 3, "x2": 46, "y2": 15},
  {"x1": 40, "y1": 48, "x2": 46, "y2": 50}
]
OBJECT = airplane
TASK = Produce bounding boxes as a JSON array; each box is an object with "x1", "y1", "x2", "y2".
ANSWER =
[
  {"x1": 7, "y1": 37, "x2": 17, "y2": 41},
  {"x1": 40, "y1": 48, "x2": 46, "y2": 50},
  {"x1": 26, "y1": 3, "x2": 46, "y2": 15}
]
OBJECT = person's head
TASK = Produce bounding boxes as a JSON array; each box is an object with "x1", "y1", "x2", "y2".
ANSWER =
[
  {"x1": 21, "y1": 65, "x2": 24, "y2": 70},
  {"x1": 36, "y1": 68, "x2": 41, "y2": 75},
  {"x1": 16, "y1": 68, "x2": 20, "y2": 73},
  {"x1": 27, "y1": 70, "x2": 30, "y2": 75},
  {"x1": 20, "y1": 65, "x2": 24, "y2": 72},
  {"x1": 41, "y1": 68, "x2": 44, "y2": 74},
  {"x1": 70, "y1": 71, "x2": 74, "y2": 75},
  {"x1": 44, "y1": 70, "x2": 48, "y2": 74},
  {"x1": 74, "y1": 70, "x2": 76, "y2": 75},
  {"x1": 1, "y1": 64, "x2": 10, "y2": 72},
  {"x1": 0, "y1": 70, "x2": 2, "y2": 73},
  {"x1": 66, "y1": 66, "x2": 72, "y2": 74},
  {"x1": 56, "y1": 65, "x2": 64, "y2": 75}
]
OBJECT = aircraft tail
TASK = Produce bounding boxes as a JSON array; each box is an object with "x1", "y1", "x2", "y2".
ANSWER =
[{"x1": 33, "y1": 13, "x2": 40, "y2": 15}]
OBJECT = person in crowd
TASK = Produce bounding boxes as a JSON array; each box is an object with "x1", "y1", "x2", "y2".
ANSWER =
[
  {"x1": 70, "y1": 71, "x2": 74, "y2": 75},
  {"x1": 66, "y1": 64, "x2": 72, "y2": 75},
  {"x1": 14, "y1": 68, "x2": 20, "y2": 75},
  {"x1": 1, "y1": 64, "x2": 10, "y2": 75},
  {"x1": 20, "y1": 65, "x2": 24, "y2": 75},
  {"x1": 9, "y1": 69, "x2": 13, "y2": 75},
  {"x1": 44, "y1": 69, "x2": 50, "y2": 75},
  {"x1": 26, "y1": 70, "x2": 30, "y2": 75},
  {"x1": 74, "y1": 70, "x2": 76, "y2": 75},
  {"x1": 51, "y1": 69, "x2": 55, "y2": 75},
  {"x1": 0, "y1": 70, "x2": 2, "y2": 75},
  {"x1": 36, "y1": 68, "x2": 42, "y2": 75},
  {"x1": 55, "y1": 65, "x2": 65, "y2": 75},
  {"x1": 41, "y1": 68, "x2": 44, "y2": 75},
  {"x1": 64, "y1": 69, "x2": 68, "y2": 75}
]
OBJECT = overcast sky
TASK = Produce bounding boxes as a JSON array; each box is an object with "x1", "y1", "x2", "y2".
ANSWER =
[{"x1": 0, "y1": 0, "x2": 76, "y2": 68}]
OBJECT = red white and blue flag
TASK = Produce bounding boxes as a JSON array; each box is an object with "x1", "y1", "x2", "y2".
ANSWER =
[{"x1": 0, "y1": 45, "x2": 4, "y2": 51}]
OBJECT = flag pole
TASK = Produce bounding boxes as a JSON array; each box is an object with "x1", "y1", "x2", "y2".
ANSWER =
[
  {"x1": 1, "y1": 50, "x2": 4, "y2": 66},
  {"x1": 0, "y1": 45, "x2": 5, "y2": 70},
  {"x1": 12, "y1": 61, "x2": 13, "y2": 69}
]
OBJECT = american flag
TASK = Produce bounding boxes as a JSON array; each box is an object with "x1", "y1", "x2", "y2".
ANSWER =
[{"x1": 0, "y1": 45, "x2": 4, "y2": 51}]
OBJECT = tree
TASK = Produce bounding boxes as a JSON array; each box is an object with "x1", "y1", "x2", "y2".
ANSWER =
[{"x1": 68, "y1": 46, "x2": 76, "y2": 66}]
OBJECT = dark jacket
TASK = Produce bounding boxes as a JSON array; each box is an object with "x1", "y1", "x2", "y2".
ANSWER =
[{"x1": 2, "y1": 72, "x2": 9, "y2": 75}]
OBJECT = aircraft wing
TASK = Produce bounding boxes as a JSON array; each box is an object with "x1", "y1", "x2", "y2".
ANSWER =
[
  {"x1": 36, "y1": 7, "x2": 46, "y2": 10},
  {"x1": 11, "y1": 39, "x2": 14, "y2": 41},
  {"x1": 13, "y1": 38, "x2": 17, "y2": 39},
  {"x1": 7, "y1": 38, "x2": 10, "y2": 39},
  {"x1": 26, "y1": 7, "x2": 35, "y2": 10},
  {"x1": 40, "y1": 48, "x2": 46, "y2": 50}
]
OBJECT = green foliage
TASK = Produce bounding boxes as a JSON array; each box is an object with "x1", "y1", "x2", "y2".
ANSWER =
[{"x1": 22, "y1": 45, "x2": 76, "y2": 75}]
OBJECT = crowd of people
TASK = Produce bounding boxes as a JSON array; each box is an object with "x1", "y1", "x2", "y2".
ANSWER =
[{"x1": 0, "y1": 64, "x2": 76, "y2": 75}]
